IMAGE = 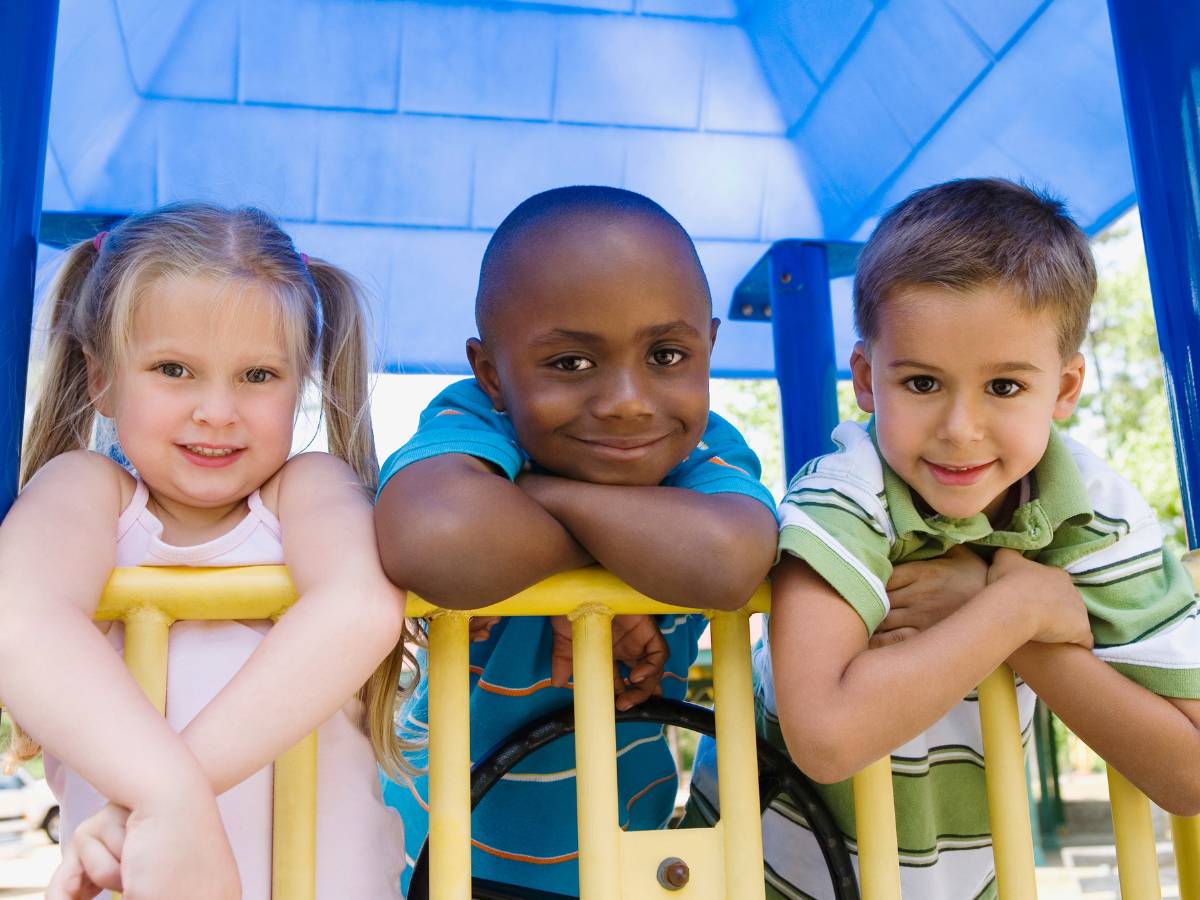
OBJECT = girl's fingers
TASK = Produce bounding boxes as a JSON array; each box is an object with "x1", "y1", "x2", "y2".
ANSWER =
[
  {"x1": 885, "y1": 561, "x2": 925, "y2": 591},
  {"x1": 75, "y1": 834, "x2": 123, "y2": 893},
  {"x1": 868, "y1": 626, "x2": 919, "y2": 649}
]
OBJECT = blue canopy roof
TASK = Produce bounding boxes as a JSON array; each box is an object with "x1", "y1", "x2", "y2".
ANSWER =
[{"x1": 41, "y1": 0, "x2": 1133, "y2": 377}]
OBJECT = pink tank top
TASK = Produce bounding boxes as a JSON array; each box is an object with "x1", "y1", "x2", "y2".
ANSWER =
[{"x1": 46, "y1": 479, "x2": 405, "y2": 899}]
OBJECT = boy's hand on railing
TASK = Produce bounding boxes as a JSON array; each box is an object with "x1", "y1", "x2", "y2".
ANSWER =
[
  {"x1": 46, "y1": 803, "x2": 127, "y2": 899},
  {"x1": 871, "y1": 545, "x2": 988, "y2": 648},
  {"x1": 611, "y1": 615, "x2": 667, "y2": 711},
  {"x1": 469, "y1": 615, "x2": 501, "y2": 642},
  {"x1": 986, "y1": 548, "x2": 1093, "y2": 648},
  {"x1": 547, "y1": 614, "x2": 667, "y2": 711}
]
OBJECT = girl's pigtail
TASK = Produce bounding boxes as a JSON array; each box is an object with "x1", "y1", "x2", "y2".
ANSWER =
[
  {"x1": 305, "y1": 257, "x2": 422, "y2": 780},
  {"x1": 20, "y1": 240, "x2": 103, "y2": 488},
  {"x1": 7, "y1": 239, "x2": 101, "y2": 768}
]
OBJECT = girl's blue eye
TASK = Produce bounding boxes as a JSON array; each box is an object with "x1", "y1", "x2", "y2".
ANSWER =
[
  {"x1": 650, "y1": 348, "x2": 685, "y2": 367},
  {"x1": 988, "y1": 379, "x2": 1023, "y2": 397},
  {"x1": 552, "y1": 356, "x2": 594, "y2": 372},
  {"x1": 905, "y1": 375, "x2": 938, "y2": 394},
  {"x1": 245, "y1": 368, "x2": 272, "y2": 384},
  {"x1": 158, "y1": 363, "x2": 186, "y2": 378}
]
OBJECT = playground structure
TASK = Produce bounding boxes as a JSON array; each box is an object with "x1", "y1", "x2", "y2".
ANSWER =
[{"x1": 4, "y1": 0, "x2": 1200, "y2": 897}]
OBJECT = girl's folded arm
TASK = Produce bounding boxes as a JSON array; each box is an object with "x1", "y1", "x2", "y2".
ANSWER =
[
  {"x1": 0, "y1": 450, "x2": 214, "y2": 808},
  {"x1": 178, "y1": 451, "x2": 407, "y2": 795},
  {"x1": 770, "y1": 554, "x2": 1043, "y2": 783}
]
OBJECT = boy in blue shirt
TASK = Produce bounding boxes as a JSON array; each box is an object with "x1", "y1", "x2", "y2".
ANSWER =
[{"x1": 374, "y1": 186, "x2": 779, "y2": 895}]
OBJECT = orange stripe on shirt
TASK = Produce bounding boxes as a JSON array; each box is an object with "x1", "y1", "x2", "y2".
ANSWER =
[
  {"x1": 706, "y1": 455, "x2": 750, "y2": 477},
  {"x1": 472, "y1": 839, "x2": 579, "y2": 865},
  {"x1": 625, "y1": 773, "x2": 676, "y2": 813}
]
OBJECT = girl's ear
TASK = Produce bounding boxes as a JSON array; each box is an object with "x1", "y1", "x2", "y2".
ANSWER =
[
  {"x1": 849, "y1": 342, "x2": 876, "y2": 414},
  {"x1": 84, "y1": 350, "x2": 114, "y2": 418},
  {"x1": 1053, "y1": 352, "x2": 1086, "y2": 420},
  {"x1": 466, "y1": 338, "x2": 506, "y2": 412}
]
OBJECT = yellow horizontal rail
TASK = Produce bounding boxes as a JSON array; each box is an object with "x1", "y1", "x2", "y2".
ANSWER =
[{"x1": 94, "y1": 564, "x2": 1200, "y2": 899}]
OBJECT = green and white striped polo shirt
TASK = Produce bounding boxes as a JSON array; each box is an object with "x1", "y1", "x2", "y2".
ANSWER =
[{"x1": 747, "y1": 421, "x2": 1200, "y2": 900}]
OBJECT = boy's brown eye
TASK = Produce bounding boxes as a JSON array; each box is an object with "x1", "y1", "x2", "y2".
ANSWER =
[
  {"x1": 552, "y1": 356, "x2": 593, "y2": 372},
  {"x1": 988, "y1": 379, "x2": 1022, "y2": 397},
  {"x1": 905, "y1": 375, "x2": 938, "y2": 393},
  {"x1": 650, "y1": 348, "x2": 685, "y2": 366}
]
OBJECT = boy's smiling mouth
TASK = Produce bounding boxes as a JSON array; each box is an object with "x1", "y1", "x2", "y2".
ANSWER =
[
  {"x1": 924, "y1": 459, "x2": 995, "y2": 486},
  {"x1": 569, "y1": 432, "x2": 673, "y2": 459}
]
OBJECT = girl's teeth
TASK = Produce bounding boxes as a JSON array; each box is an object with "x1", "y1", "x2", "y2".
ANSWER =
[{"x1": 188, "y1": 446, "x2": 235, "y2": 457}]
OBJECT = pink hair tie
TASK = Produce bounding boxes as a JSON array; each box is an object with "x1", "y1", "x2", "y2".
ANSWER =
[
  {"x1": 92, "y1": 231, "x2": 108, "y2": 252},
  {"x1": 299, "y1": 252, "x2": 309, "y2": 267}
]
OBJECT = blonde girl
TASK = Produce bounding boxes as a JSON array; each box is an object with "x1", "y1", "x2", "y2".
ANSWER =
[{"x1": 0, "y1": 203, "x2": 417, "y2": 899}]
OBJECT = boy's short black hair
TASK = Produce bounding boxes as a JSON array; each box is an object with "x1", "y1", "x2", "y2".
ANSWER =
[
  {"x1": 475, "y1": 185, "x2": 710, "y2": 340},
  {"x1": 854, "y1": 178, "x2": 1097, "y2": 356}
]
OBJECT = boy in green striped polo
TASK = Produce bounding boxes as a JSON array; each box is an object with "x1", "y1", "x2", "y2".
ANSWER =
[{"x1": 689, "y1": 178, "x2": 1200, "y2": 899}]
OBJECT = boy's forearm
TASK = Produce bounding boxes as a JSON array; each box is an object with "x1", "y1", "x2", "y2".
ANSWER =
[
  {"x1": 375, "y1": 457, "x2": 592, "y2": 607},
  {"x1": 520, "y1": 474, "x2": 776, "y2": 610},
  {"x1": 1009, "y1": 642, "x2": 1200, "y2": 815},
  {"x1": 774, "y1": 566, "x2": 1043, "y2": 782}
]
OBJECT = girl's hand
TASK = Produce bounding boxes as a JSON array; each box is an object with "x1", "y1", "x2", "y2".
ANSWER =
[
  {"x1": 46, "y1": 803, "x2": 127, "y2": 899},
  {"x1": 118, "y1": 789, "x2": 239, "y2": 900},
  {"x1": 987, "y1": 548, "x2": 1093, "y2": 648},
  {"x1": 870, "y1": 545, "x2": 988, "y2": 648}
]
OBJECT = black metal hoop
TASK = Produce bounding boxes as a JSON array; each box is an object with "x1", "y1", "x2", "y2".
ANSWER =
[{"x1": 407, "y1": 697, "x2": 859, "y2": 899}]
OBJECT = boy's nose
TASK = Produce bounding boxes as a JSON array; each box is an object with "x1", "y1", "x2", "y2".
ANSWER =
[
  {"x1": 937, "y1": 396, "x2": 985, "y2": 446},
  {"x1": 593, "y1": 370, "x2": 654, "y2": 420}
]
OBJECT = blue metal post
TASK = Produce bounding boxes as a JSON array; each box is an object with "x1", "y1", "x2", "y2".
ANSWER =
[
  {"x1": 1107, "y1": 0, "x2": 1200, "y2": 547},
  {"x1": 0, "y1": 1, "x2": 59, "y2": 517},
  {"x1": 768, "y1": 242, "x2": 840, "y2": 481}
]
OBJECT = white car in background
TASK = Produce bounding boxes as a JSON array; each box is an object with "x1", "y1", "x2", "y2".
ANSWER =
[{"x1": 0, "y1": 769, "x2": 59, "y2": 843}]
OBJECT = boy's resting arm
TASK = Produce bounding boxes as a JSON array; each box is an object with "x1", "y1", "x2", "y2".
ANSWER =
[
  {"x1": 375, "y1": 453, "x2": 593, "y2": 608},
  {"x1": 1008, "y1": 639, "x2": 1200, "y2": 816},
  {"x1": 519, "y1": 474, "x2": 777, "y2": 611},
  {"x1": 770, "y1": 550, "x2": 1090, "y2": 783},
  {"x1": 179, "y1": 452, "x2": 407, "y2": 795}
]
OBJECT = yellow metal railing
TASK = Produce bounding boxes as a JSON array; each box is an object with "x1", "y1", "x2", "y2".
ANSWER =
[{"x1": 95, "y1": 561, "x2": 1200, "y2": 899}]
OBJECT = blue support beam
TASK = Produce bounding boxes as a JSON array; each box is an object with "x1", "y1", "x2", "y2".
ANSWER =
[
  {"x1": 1108, "y1": 0, "x2": 1200, "y2": 547},
  {"x1": 767, "y1": 242, "x2": 840, "y2": 481},
  {"x1": 0, "y1": 1, "x2": 59, "y2": 516}
]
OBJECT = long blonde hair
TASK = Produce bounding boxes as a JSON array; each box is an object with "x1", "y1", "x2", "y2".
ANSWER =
[{"x1": 12, "y1": 202, "x2": 420, "y2": 780}]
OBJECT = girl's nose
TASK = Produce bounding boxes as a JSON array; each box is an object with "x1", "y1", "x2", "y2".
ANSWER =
[{"x1": 192, "y1": 384, "x2": 238, "y2": 428}]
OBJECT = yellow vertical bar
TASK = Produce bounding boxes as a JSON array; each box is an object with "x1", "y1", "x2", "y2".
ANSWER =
[
  {"x1": 119, "y1": 607, "x2": 173, "y2": 900},
  {"x1": 123, "y1": 606, "x2": 173, "y2": 713},
  {"x1": 978, "y1": 665, "x2": 1037, "y2": 899},
  {"x1": 428, "y1": 612, "x2": 472, "y2": 900},
  {"x1": 271, "y1": 733, "x2": 317, "y2": 900},
  {"x1": 1107, "y1": 766, "x2": 1163, "y2": 899},
  {"x1": 1172, "y1": 814, "x2": 1200, "y2": 900},
  {"x1": 709, "y1": 611, "x2": 766, "y2": 900},
  {"x1": 852, "y1": 758, "x2": 901, "y2": 900},
  {"x1": 571, "y1": 605, "x2": 622, "y2": 900}
]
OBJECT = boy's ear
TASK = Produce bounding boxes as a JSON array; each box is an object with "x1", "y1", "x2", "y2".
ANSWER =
[
  {"x1": 466, "y1": 338, "x2": 506, "y2": 412},
  {"x1": 84, "y1": 350, "x2": 114, "y2": 418},
  {"x1": 1053, "y1": 352, "x2": 1086, "y2": 420},
  {"x1": 849, "y1": 342, "x2": 875, "y2": 414},
  {"x1": 709, "y1": 317, "x2": 720, "y2": 350}
]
